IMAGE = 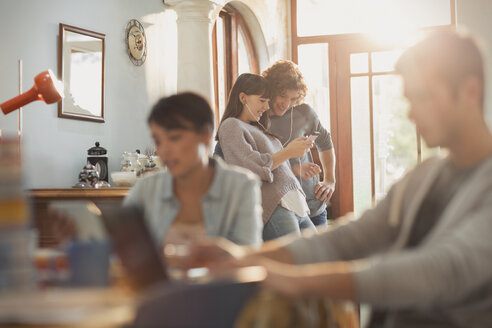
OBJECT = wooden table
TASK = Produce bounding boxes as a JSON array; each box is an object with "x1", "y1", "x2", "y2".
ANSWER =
[
  {"x1": 27, "y1": 188, "x2": 130, "y2": 247},
  {"x1": 0, "y1": 287, "x2": 136, "y2": 327}
]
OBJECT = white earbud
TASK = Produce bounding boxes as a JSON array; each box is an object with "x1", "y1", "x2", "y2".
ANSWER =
[{"x1": 198, "y1": 143, "x2": 206, "y2": 158}]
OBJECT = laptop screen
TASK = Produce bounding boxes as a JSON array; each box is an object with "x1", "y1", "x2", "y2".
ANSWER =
[{"x1": 94, "y1": 204, "x2": 169, "y2": 291}]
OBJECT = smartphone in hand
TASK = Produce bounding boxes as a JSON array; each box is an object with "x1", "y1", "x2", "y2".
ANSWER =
[{"x1": 306, "y1": 131, "x2": 320, "y2": 141}]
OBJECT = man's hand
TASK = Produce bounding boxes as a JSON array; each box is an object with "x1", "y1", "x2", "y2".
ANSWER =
[
  {"x1": 314, "y1": 180, "x2": 335, "y2": 203},
  {"x1": 261, "y1": 260, "x2": 306, "y2": 297},
  {"x1": 262, "y1": 261, "x2": 357, "y2": 302},
  {"x1": 291, "y1": 162, "x2": 321, "y2": 180},
  {"x1": 184, "y1": 238, "x2": 250, "y2": 270}
]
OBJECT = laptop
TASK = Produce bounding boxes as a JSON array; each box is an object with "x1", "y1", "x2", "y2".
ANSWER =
[
  {"x1": 85, "y1": 203, "x2": 265, "y2": 292},
  {"x1": 84, "y1": 203, "x2": 264, "y2": 326},
  {"x1": 91, "y1": 204, "x2": 169, "y2": 291}
]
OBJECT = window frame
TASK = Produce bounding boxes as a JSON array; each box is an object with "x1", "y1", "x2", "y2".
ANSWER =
[
  {"x1": 212, "y1": 5, "x2": 259, "y2": 128},
  {"x1": 291, "y1": 0, "x2": 456, "y2": 217}
]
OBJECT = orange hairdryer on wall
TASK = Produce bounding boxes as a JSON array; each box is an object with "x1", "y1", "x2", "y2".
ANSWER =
[{"x1": 1, "y1": 70, "x2": 63, "y2": 115}]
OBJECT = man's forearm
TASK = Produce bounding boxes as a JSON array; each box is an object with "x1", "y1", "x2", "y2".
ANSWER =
[
  {"x1": 248, "y1": 236, "x2": 297, "y2": 264},
  {"x1": 319, "y1": 148, "x2": 336, "y2": 182},
  {"x1": 296, "y1": 261, "x2": 356, "y2": 300},
  {"x1": 263, "y1": 260, "x2": 357, "y2": 300}
]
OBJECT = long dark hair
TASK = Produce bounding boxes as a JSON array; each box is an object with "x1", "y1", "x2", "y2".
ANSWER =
[{"x1": 216, "y1": 73, "x2": 275, "y2": 140}]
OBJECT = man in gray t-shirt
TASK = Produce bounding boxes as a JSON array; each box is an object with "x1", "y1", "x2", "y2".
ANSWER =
[
  {"x1": 269, "y1": 103, "x2": 334, "y2": 224},
  {"x1": 262, "y1": 60, "x2": 336, "y2": 227}
]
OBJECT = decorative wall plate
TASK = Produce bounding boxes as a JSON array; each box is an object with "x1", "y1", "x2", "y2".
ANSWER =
[{"x1": 125, "y1": 19, "x2": 147, "y2": 66}]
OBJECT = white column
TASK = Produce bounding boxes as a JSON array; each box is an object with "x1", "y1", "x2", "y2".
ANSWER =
[{"x1": 166, "y1": 0, "x2": 224, "y2": 103}]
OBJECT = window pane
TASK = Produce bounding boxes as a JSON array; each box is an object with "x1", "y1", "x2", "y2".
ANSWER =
[
  {"x1": 371, "y1": 50, "x2": 404, "y2": 73},
  {"x1": 350, "y1": 53, "x2": 368, "y2": 74},
  {"x1": 216, "y1": 17, "x2": 226, "y2": 119},
  {"x1": 297, "y1": 0, "x2": 451, "y2": 37},
  {"x1": 373, "y1": 75, "x2": 417, "y2": 201},
  {"x1": 238, "y1": 26, "x2": 253, "y2": 75},
  {"x1": 298, "y1": 43, "x2": 330, "y2": 129},
  {"x1": 351, "y1": 76, "x2": 372, "y2": 217}
]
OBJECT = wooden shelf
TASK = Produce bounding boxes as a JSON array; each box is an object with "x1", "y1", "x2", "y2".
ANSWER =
[
  {"x1": 27, "y1": 188, "x2": 130, "y2": 199},
  {"x1": 27, "y1": 188, "x2": 130, "y2": 247}
]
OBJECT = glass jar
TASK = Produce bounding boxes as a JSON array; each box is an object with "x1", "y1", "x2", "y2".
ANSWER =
[{"x1": 120, "y1": 152, "x2": 143, "y2": 175}]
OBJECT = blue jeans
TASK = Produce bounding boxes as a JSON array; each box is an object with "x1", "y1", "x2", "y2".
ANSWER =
[
  {"x1": 310, "y1": 209, "x2": 328, "y2": 228},
  {"x1": 263, "y1": 205, "x2": 317, "y2": 241}
]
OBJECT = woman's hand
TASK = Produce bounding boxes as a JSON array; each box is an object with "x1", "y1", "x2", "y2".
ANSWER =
[
  {"x1": 291, "y1": 162, "x2": 321, "y2": 180},
  {"x1": 285, "y1": 137, "x2": 313, "y2": 159}
]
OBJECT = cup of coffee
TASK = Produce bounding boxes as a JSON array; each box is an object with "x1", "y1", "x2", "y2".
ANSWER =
[{"x1": 66, "y1": 240, "x2": 110, "y2": 287}]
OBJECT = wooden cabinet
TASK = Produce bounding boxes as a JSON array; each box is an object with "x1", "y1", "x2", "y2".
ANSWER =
[{"x1": 27, "y1": 188, "x2": 130, "y2": 247}]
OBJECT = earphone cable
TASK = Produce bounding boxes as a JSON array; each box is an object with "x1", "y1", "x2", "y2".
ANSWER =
[
  {"x1": 245, "y1": 103, "x2": 267, "y2": 131},
  {"x1": 282, "y1": 107, "x2": 294, "y2": 147}
]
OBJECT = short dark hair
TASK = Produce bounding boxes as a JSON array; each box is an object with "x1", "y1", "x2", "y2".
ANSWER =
[
  {"x1": 395, "y1": 29, "x2": 485, "y2": 105},
  {"x1": 148, "y1": 92, "x2": 214, "y2": 133}
]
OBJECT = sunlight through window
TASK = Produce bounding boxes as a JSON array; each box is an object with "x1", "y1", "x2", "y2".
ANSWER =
[
  {"x1": 294, "y1": 0, "x2": 450, "y2": 217},
  {"x1": 297, "y1": 0, "x2": 451, "y2": 38}
]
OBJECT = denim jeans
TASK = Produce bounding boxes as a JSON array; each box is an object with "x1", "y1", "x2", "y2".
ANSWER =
[
  {"x1": 310, "y1": 209, "x2": 328, "y2": 228},
  {"x1": 263, "y1": 205, "x2": 317, "y2": 241}
]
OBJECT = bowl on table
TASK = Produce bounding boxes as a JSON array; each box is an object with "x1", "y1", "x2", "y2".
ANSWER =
[{"x1": 111, "y1": 171, "x2": 138, "y2": 187}]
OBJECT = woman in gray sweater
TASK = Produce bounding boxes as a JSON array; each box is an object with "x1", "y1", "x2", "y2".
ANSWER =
[{"x1": 217, "y1": 73, "x2": 316, "y2": 241}]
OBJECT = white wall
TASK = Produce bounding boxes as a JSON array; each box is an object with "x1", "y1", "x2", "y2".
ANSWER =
[
  {"x1": 232, "y1": 0, "x2": 290, "y2": 68},
  {"x1": 0, "y1": 0, "x2": 289, "y2": 188},
  {"x1": 456, "y1": 0, "x2": 492, "y2": 125},
  {"x1": 0, "y1": 0, "x2": 176, "y2": 187}
]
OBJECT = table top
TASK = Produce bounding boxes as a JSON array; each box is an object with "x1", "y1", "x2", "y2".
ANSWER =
[
  {"x1": 26, "y1": 188, "x2": 130, "y2": 199},
  {"x1": 0, "y1": 287, "x2": 136, "y2": 327}
]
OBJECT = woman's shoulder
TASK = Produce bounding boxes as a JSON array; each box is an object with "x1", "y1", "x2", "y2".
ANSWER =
[
  {"x1": 131, "y1": 170, "x2": 170, "y2": 192},
  {"x1": 223, "y1": 117, "x2": 260, "y2": 131},
  {"x1": 124, "y1": 170, "x2": 171, "y2": 206},
  {"x1": 221, "y1": 117, "x2": 243, "y2": 127},
  {"x1": 219, "y1": 118, "x2": 255, "y2": 138},
  {"x1": 293, "y1": 103, "x2": 317, "y2": 117}
]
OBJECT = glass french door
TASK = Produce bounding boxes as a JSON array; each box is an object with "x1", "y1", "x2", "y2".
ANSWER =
[{"x1": 334, "y1": 38, "x2": 438, "y2": 217}]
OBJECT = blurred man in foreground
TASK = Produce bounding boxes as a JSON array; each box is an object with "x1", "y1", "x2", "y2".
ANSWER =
[{"x1": 193, "y1": 29, "x2": 492, "y2": 328}]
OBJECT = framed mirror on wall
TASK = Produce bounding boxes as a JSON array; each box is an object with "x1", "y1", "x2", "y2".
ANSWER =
[{"x1": 58, "y1": 24, "x2": 105, "y2": 122}]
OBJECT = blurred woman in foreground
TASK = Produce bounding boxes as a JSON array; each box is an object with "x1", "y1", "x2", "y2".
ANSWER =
[{"x1": 124, "y1": 92, "x2": 263, "y2": 250}]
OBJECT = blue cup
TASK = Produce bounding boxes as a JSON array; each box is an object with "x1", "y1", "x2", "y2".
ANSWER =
[{"x1": 67, "y1": 240, "x2": 110, "y2": 287}]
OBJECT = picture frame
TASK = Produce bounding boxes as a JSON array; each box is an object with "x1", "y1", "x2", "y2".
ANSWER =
[{"x1": 58, "y1": 24, "x2": 105, "y2": 123}]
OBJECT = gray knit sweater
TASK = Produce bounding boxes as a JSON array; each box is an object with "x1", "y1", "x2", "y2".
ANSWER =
[{"x1": 218, "y1": 118, "x2": 304, "y2": 223}]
